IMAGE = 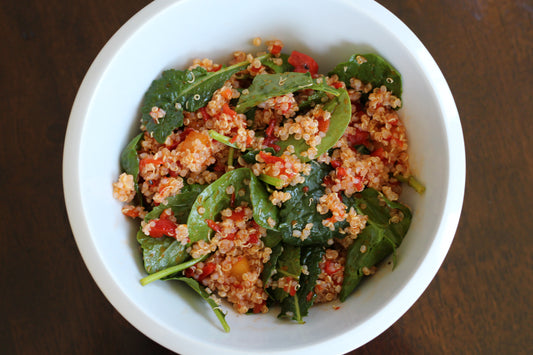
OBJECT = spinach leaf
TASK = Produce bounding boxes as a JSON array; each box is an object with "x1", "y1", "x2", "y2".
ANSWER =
[
  {"x1": 278, "y1": 162, "x2": 347, "y2": 245},
  {"x1": 261, "y1": 53, "x2": 294, "y2": 73},
  {"x1": 261, "y1": 242, "x2": 283, "y2": 286},
  {"x1": 276, "y1": 89, "x2": 351, "y2": 161},
  {"x1": 269, "y1": 244, "x2": 301, "y2": 302},
  {"x1": 187, "y1": 168, "x2": 278, "y2": 243},
  {"x1": 235, "y1": 72, "x2": 340, "y2": 114},
  {"x1": 120, "y1": 133, "x2": 143, "y2": 201},
  {"x1": 144, "y1": 184, "x2": 206, "y2": 223},
  {"x1": 279, "y1": 245, "x2": 324, "y2": 323},
  {"x1": 120, "y1": 133, "x2": 143, "y2": 177},
  {"x1": 297, "y1": 91, "x2": 329, "y2": 112},
  {"x1": 329, "y1": 53, "x2": 402, "y2": 100},
  {"x1": 240, "y1": 148, "x2": 276, "y2": 164},
  {"x1": 136, "y1": 229, "x2": 189, "y2": 274},
  {"x1": 137, "y1": 184, "x2": 205, "y2": 274},
  {"x1": 141, "y1": 61, "x2": 249, "y2": 143},
  {"x1": 168, "y1": 277, "x2": 230, "y2": 332},
  {"x1": 339, "y1": 188, "x2": 412, "y2": 301}
]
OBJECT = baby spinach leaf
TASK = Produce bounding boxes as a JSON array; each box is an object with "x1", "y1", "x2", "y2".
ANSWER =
[
  {"x1": 279, "y1": 245, "x2": 324, "y2": 323},
  {"x1": 240, "y1": 147, "x2": 276, "y2": 164},
  {"x1": 261, "y1": 53, "x2": 294, "y2": 73},
  {"x1": 136, "y1": 229, "x2": 189, "y2": 274},
  {"x1": 235, "y1": 72, "x2": 339, "y2": 114},
  {"x1": 276, "y1": 89, "x2": 351, "y2": 161},
  {"x1": 329, "y1": 53, "x2": 402, "y2": 100},
  {"x1": 144, "y1": 184, "x2": 206, "y2": 223},
  {"x1": 270, "y1": 244, "x2": 301, "y2": 302},
  {"x1": 168, "y1": 277, "x2": 230, "y2": 332},
  {"x1": 141, "y1": 61, "x2": 250, "y2": 143},
  {"x1": 278, "y1": 162, "x2": 347, "y2": 245},
  {"x1": 187, "y1": 168, "x2": 278, "y2": 243},
  {"x1": 339, "y1": 188, "x2": 412, "y2": 301},
  {"x1": 120, "y1": 133, "x2": 143, "y2": 202},
  {"x1": 261, "y1": 241, "x2": 283, "y2": 286},
  {"x1": 297, "y1": 91, "x2": 329, "y2": 112},
  {"x1": 120, "y1": 133, "x2": 143, "y2": 178}
]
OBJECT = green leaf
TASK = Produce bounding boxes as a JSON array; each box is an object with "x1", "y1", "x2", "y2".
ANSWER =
[
  {"x1": 144, "y1": 184, "x2": 206, "y2": 223},
  {"x1": 136, "y1": 229, "x2": 190, "y2": 274},
  {"x1": 120, "y1": 133, "x2": 143, "y2": 201},
  {"x1": 270, "y1": 244, "x2": 301, "y2": 302},
  {"x1": 240, "y1": 148, "x2": 276, "y2": 164},
  {"x1": 278, "y1": 162, "x2": 347, "y2": 245},
  {"x1": 329, "y1": 53, "x2": 402, "y2": 100},
  {"x1": 187, "y1": 168, "x2": 278, "y2": 243},
  {"x1": 261, "y1": 53, "x2": 294, "y2": 73},
  {"x1": 141, "y1": 61, "x2": 250, "y2": 143},
  {"x1": 279, "y1": 246, "x2": 325, "y2": 323},
  {"x1": 169, "y1": 277, "x2": 230, "y2": 332},
  {"x1": 339, "y1": 188, "x2": 412, "y2": 301},
  {"x1": 120, "y1": 133, "x2": 143, "y2": 177},
  {"x1": 235, "y1": 72, "x2": 339, "y2": 114},
  {"x1": 275, "y1": 89, "x2": 351, "y2": 161},
  {"x1": 261, "y1": 241, "x2": 283, "y2": 286}
]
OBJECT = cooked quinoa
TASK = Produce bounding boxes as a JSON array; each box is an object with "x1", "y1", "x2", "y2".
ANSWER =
[{"x1": 113, "y1": 38, "x2": 419, "y2": 330}]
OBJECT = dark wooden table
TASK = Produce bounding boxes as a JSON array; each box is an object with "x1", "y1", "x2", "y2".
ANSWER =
[{"x1": 2, "y1": 0, "x2": 531, "y2": 354}]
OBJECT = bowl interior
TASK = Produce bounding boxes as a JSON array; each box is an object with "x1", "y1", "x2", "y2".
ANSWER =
[{"x1": 65, "y1": 0, "x2": 464, "y2": 353}]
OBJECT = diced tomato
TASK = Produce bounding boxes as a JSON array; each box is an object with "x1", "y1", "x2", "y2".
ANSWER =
[
  {"x1": 354, "y1": 176, "x2": 364, "y2": 192},
  {"x1": 317, "y1": 117, "x2": 329, "y2": 133},
  {"x1": 148, "y1": 218, "x2": 177, "y2": 238},
  {"x1": 371, "y1": 147, "x2": 385, "y2": 160},
  {"x1": 332, "y1": 82, "x2": 344, "y2": 89},
  {"x1": 229, "y1": 135, "x2": 238, "y2": 144},
  {"x1": 139, "y1": 157, "x2": 164, "y2": 171},
  {"x1": 336, "y1": 167, "x2": 347, "y2": 178},
  {"x1": 208, "y1": 64, "x2": 222, "y2": 72},
  {"x1": 324, "y1": 260, "x2": 341, "y2": 275},
  {"x1": 263, "y1": 136, "x2": 281, "y2": 152},
  {"x1": 221, "y1": 87, "x2": 233, "y2": 100},
  {"x1": 198, "y1": 262, "x2": 216, "y2": 281},
  {"x1": 330, "y1": 160, "x2": 342, "y2": 168},
  {"x1": 184, "y1": 266, "x2": 195, "y2": 278},
  {"x1": 303, "y1": 186, "x2": 309, "y2": 193},
  {"x1": 259, "y1": 151, "x2": 285, "y2": 164},
  {"x1": 288, "y1": 50, "x2": 319, "y2": 76},
  {"x1": 228, "y1": 209, "x2": 246, "y2": 221},
  {"x1": 265, "y1": 119, "x2": 276, "y2": 137},
  {"x1": 206, "y1": 219, "x2": 222, "y2": 233},
  {"x1": 269, "y1": 44, "x2": 283, "y2": 56},
  {"x1": 198, "y1": 107, "x2": 210, "y2": 122},
  {"x1": 247, "y1": 232, "x2": 259, "y2": 244},
  {"x1": 222, "y1": 103, "x2": 236, "y2": 118},
  {"x1": 346, "y1": 129, "x2": 370, "y2": 148}
]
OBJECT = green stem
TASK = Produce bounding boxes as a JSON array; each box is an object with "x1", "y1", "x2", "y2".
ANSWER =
[
  {"x1": 140, "y1": 255, "x2": 208, "y2": 286},
  {"x1": 258, "y1": 174, "x2": 285, "y2": 189},
  {"x1": 208, "y1": 130, "x2": 239, "y2": 149},
  {"x1": 397, "y1": 174, "x2": 425, "y2": 194},
  {"x1": 227, "y1": 147, "x2": 234, "y2": 167}
]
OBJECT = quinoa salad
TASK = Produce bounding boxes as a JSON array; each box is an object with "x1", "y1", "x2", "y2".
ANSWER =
[{"x1": 112, "y1": 38, "x2": 424, "y2": 331}]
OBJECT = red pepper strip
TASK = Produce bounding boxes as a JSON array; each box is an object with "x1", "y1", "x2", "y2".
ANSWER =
[
  {"x1": 205, "y1": 219, "x2": 222, "y2": 233},
  {"x1": 222, "y1": 103, "x2": 236, "y2": 118},
  {"x1": 148, "y1": 218, "x2": 177, "y2": 238},
  {"x1": 259, "y1": 151, "x2": 285, "y2": 164},
  {"x1": 288, "y1": 50, "x2": 319, "y2": 76},
  {"x1": 197, "y1": 262, "x2": 216, "y2": 281}
]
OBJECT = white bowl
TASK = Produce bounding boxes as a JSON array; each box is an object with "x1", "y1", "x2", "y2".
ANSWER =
[{"x1": 63, "y1": 0, "x2": 465, "y2": 353}]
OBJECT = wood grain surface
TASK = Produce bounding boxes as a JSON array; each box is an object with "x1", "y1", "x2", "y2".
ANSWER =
[{"x1": 1, "y1": 0, "x2": 531, "y2": 354}]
